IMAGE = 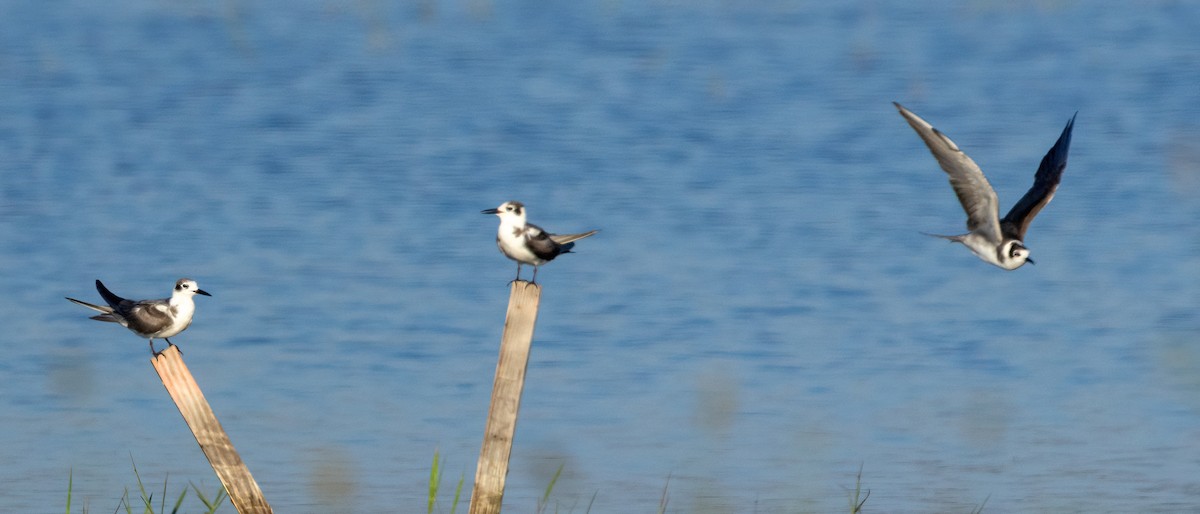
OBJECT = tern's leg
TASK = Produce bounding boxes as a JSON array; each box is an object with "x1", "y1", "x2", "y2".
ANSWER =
[
  {"x1": 165, "y1": 338, "x2": 182, "y2": 355},
  {"x1": 148, "y1": 339, "x2": 158, "y2": 356},
  {"x1": 531, "y1": 266, "x2": 539, "y2": 284}
]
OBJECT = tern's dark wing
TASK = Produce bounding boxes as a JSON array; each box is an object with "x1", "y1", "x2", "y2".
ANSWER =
[
  {"x1": 1001, "y1": 113, "x2": 1076, "y2": 241},
  {"x1": 895, "y1": 103, "x2": 1003, "y2": 244},
  {"x1": 95, "y1": 280, "x2": 128, "y2": 309},
  {"x1": 523, "y1": 224, "x2": 563, "y2": 262},
  {"x1": 97, "y1": 279, "x2": 152, "y2": 323}
]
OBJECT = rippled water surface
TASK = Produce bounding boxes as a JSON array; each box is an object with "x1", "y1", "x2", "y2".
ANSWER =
[{"x1": 2, "y1": 1, "x2": 1200, "y2": 512}]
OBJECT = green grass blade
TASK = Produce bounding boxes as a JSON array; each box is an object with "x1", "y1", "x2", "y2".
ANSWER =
[
  {"x1": 450, "y1": 472, "x2": 464, "y2": 514},
  {"x1": 191, "y1": 482, "x2": 228, "y2": 513},
  {"x1": 66, "y1": 468, "x2": 73, "y2": 514},
  {"x1": 848, "y1": 465, "x2": 869, "y2": 514},
  {"x1": 121, "y1": 487, "x2": 134, "y2": 514},
  {"x1": 536, "y1": 463, "x2": 565, "y2": 514},
  {"x1": 160, "y1": 473, "x2": 169, "y2": 514},
  {"x1": 169, "y1": 486, "x2": 188, "y2": 514},
  {"x1": 971, "y1": 493, "x2": 991, "y2": 514},
  {"x1": 128, "y1": 459, "x2": 153, "y2": 513},
  {"x1": 213, "y1": 487, "x2": 228, "y2": 513},
  {"x1": 657, "y1": 473, "x2": 671, "y2": 514},
  {"x1": 428, "y1": 449, "x2": 442, "y2": 514},
  {"x1": 191, "y1": 484, "x2": 210, "y2": 507},
  {"x1": 585, "y1": 490, "x2": 597, "y2": 514}
]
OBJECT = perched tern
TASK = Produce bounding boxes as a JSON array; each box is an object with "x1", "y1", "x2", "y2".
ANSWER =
[
  {"x1": 482, "y1": 201, "x2": 598, "y2": 283},
  {"x1": 67, "y1": 278, "x2": 211, "y2": 355}
]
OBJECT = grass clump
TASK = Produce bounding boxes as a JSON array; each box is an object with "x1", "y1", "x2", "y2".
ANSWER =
[
  {"x1": 65, "y1": 457, "x2": 227, "y2": 514},
  {"x1": 847, "y1": 465, "x2": 870, "y2": 513},
  {"x1": 428, "y1": 449, "x2": 464, "y2": 514}
]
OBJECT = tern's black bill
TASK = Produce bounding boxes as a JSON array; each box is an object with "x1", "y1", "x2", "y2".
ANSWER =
[
  {"x1": 481, "y1": 208, "x2": 500, "y2": 214},
  {"x1": 1025, "y1": 258, "x2": 1036, "y2": 266},
  {"x1": 196, "y1": 289, "x2": 212, "y2": 296}
]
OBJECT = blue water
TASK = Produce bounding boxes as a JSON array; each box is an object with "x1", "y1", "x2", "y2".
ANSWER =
[{"x1": 3, "y1": 1, "x2": 1200, "y2": 512}]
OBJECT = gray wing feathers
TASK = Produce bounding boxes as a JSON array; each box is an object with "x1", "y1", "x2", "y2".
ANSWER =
[
  {"x1": 1001, "y1": 113, "x2": 1076, "y2": 240},
  {"x1": 122, "y1": 302, "x2": 174, "y2": 334},
  {"x1": 895, "y1": 103, "x2": 1003, "y2": 244}
]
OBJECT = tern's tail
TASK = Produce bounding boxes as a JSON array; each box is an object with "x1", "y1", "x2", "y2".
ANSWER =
[
  {"x1": 94, "y1": 279, "x2": 126, "y2": 308},
  {"x1": 550, "y1": 230, "x2": 599, "y2": 246},
  {"x1": 66, "y1": 296, "x2": 117, "y2": 322}
]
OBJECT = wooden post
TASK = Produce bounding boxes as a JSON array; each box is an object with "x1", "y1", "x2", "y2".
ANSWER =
[
  {"x1": 151, "y1": 346, "x2": 273, "y2": 514},
  {"x1": 469, "y1": 281, "x2": 542, "y2": 514}
]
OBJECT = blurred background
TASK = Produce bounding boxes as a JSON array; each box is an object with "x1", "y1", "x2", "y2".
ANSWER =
[{"x1": 2, "y1": 0, "x2": 1199, "y2": 512}]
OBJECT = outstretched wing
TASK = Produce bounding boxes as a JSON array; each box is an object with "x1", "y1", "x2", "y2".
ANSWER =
[
  {"x1": 895, "y1": 102, "x2": 1003, "y2": 245},
  {"x1": 1001, "y1": 113, "x2": 1076, "y2": 241}
]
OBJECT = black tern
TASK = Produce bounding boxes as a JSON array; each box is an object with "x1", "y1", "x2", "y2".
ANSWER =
[
  {"x1": 67, "y1": 278, "x2": 211, "y2": 355},
  {"x1": 482, "y1": 201, "x2": 598, "y2": 283},
  {"x1": 894, "y1": 102, "x2": 1076, "y2": 270}
]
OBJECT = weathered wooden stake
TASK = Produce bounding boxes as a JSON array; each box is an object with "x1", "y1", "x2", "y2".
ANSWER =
[
  {"x1": 151, "y1": 345, "x2": 273, "y2": 514},
  {"x1": 469, "y1": 280, "x2": 543, "y2": 514}
]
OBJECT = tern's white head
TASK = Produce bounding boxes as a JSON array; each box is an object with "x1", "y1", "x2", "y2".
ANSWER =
[
  {"x1": 481, "y1": 201, "x2": 528, "y2": 226},
  {"x1": 1001, "y1": 241, "x2": 1033, "y2": 269},
  {"x1": 172, "y1": 278, "x2": 211, "y2": 303}
]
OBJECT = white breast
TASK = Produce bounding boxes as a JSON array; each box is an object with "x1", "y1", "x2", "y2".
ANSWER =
[
  {"x1": 496, "y1": 225, "x2": 546, "y2": 265},
  {"x1": 155, "y1": 299, "x2": 196, "y2": 338}
]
